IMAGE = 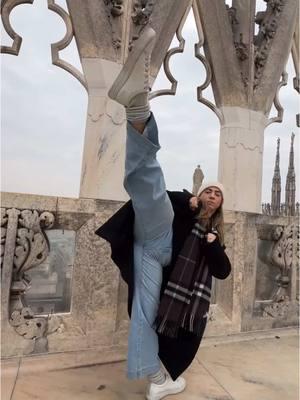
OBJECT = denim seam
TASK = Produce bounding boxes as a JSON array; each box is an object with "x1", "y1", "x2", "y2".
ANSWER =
[{"x1": 136, "y1": 244, "x2": 145, "y2": 375}]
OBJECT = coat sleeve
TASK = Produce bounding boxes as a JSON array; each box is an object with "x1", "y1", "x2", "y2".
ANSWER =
[
  {"x1": 204, "y1": 239, "x2": 231, "y2": 280},
  {"x1": 167, "y1": 190, "x2": 196, "y2": 216}
]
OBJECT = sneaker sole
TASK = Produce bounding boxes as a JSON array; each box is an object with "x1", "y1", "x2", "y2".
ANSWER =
[
  {"x1": 145, "y1": 381, "x2": 186, "y2": 400},
  {"x1": 108, "y1": 27, "x2": 156, "y2": 101}
]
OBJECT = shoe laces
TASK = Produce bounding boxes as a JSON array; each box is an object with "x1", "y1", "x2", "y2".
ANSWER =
[{"x1": 144, "y1": 54, "x2": 150, "y2": 90}]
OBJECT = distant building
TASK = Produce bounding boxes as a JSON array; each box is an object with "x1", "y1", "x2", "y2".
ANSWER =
[
  {"x1": 271, "y1": 138, "x2": 281, "y2": 215},
  {"x1": 285, "y1": 133, "x2": 296, "y2": 216},
  {"x1": 262, "y1": 133, "x2": 299, "y2": 216}
]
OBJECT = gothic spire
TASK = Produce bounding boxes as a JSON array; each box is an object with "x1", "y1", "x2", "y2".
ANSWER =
[
  {"x1": 271, "y1": 138, "x2": 281, "y2": 215},
  {"x1": 285, "y1": 133, "x2": 296, "y2": 215}
]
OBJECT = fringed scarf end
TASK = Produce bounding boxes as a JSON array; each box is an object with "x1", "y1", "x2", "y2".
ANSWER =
[
  {"x1": 154, "y1": 317, "x2": 181, "y2": 338},
  {"x1": 155, "y1": 313, "x2": 207, "y2": 338}
]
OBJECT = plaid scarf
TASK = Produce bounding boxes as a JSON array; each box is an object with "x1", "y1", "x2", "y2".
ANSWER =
[{"x1": 155, "y1": 222, "x2": 212, "y2": 338}]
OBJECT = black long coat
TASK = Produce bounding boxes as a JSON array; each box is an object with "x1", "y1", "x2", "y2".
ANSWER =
[{"x1": 95, "y1": 190, "x2": 231, "y2": 380}]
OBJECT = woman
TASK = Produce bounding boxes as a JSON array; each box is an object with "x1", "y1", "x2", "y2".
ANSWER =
[{"x1": 95, "y1": 27, "x2": 231, "y2": 400}]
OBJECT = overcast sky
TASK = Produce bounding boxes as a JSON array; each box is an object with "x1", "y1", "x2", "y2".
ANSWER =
[{"x1": 1, "y1": 0, "x2": 299, "y2": 204}]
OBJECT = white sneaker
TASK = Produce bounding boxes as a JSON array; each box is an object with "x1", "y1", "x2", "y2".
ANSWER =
[
  {"x1": 108, "y1": 27, "x2": 156, "y2": 107},
  {"x1": 146, "y1": 376, "x2": 186, "y2": 400}
]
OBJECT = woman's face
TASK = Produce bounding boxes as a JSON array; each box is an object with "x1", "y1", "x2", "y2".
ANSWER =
[{"x1": 198, "y1": 186, "x2": 223, "y2": 216}]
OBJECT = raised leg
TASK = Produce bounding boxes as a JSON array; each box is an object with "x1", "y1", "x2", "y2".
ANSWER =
[
  {"x1": 124, "y1": 115, "x2": 174, "y2": 243},
  {"x1": 107, "y1": 26, "x2": 172, "y2": 381},
  {"x1": 124, "y1": 115, "x2": 173, "y2": 379}
]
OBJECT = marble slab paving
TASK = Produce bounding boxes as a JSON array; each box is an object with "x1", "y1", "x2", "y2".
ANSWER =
[
  {"x1": 1, "y1": 358, "x2": 20, "y2": 400},
  {"x1": 4, "y1": 334, "x2": 298, "y2": 400},
  {"x1": 196, "y1": 335, "x2": 299, "y2": 400},
  {"x1": 10, "y1": 358, "x2": 231, "y2": 400}
]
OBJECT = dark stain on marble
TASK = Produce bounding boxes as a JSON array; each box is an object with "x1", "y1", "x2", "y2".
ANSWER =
[
  {"x1": 97, "y1": 384, "x2": 106, "y2": 390},
  {"x1": 242, "y1": 375, "x2": 281, "y2": 391},
  {"x1": 242, "y1": 376, "x2": 265, "y2": 386},
  {"x1": 208, "y1": 360, "x2": 232, "y2": 368}
]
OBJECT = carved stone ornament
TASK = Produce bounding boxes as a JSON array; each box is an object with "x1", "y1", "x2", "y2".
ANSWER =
[
  {"x1": 225, "y1": 5, "x2": 248, "y2": 64},
  {"x1": 234, "y1": 34, "x2": 249, "y2": 62},
  {"x1": 103, "y1": 0, "x2": 124, "y2": 50},
  {"x1": 10, "y1": 307, "x2": 63, "y2": 353},
  {"x1": 14, "y1": 210, "x2": 54, "y2": 280},
  {"x1": 267, "y1": 0, "x2": 284, "y2": 15},
  {"x1": 262, "y1": 298, "x2": 294, "y2": 318},
  {"x1": 104, "y1": 0, "x2": 124, "y2": 17},
  {"x1": 129, "y1": 0, "x2": 155, "y2": 50},
  {"x1": 132, "y1": 0, "x2": 154, "y2": 27},
  {"x1": 270, "y1": 223, "x2": 299, "y2": 302},
  {"x1": 260, "y1": 18, "x2": 278, "y2": 41},
  {"x1": 1, "y1": 207, "x2": 8, "y2": 269},
  {"x1": 254, "y1": 0, "x2": 285, "y2": 88},
  {"x1": 1, "y1": 207, "x2": 63, "y2": 354},
  {"x1": 226, "y1": 5, "x2": 239, "y2": 29},
  {"x1": 266, "y1": 70, "x2": 288, "y2": 126},
  {"x1": 292, "y1": 27, "x2": 300, "y2": 93}
]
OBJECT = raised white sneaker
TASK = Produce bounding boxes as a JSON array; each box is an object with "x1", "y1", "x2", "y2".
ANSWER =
[
  {"x1": 146, "y1": 376, "x2": 186, "y2": 400},
  {"x1": 108, "y1": 27, "x2": 156, "y2": 107}
]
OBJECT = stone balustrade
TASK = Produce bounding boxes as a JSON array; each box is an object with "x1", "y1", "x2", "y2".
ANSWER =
[{"x1": 1, "y1": 192, "x2": 299, "y2": 368}]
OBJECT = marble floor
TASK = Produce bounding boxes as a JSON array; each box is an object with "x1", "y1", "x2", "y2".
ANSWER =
[{"x1": 2, "y1": 332, "x2": 299, "y2": 400}]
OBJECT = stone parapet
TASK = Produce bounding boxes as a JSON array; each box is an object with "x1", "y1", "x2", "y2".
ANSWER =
[{"x1": 1, "y1": 192, "x2": 299, "y2": 366}]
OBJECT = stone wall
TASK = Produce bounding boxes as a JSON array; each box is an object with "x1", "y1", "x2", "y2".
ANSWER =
[{"x1": 1, "y1": 192, "x2": 298, "y2": 367}]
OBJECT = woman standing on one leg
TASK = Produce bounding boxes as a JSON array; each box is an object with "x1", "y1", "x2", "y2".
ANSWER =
[{"x1": 96, "y1": 27, "x2": 231, "y2": 400}]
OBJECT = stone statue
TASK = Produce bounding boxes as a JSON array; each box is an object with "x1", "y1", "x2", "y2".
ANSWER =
[{"x1": 192, "y1": 165, "x2": 204, "y2": 195}]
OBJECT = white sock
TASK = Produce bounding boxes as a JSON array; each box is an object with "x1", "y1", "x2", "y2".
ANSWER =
[
  {"x1": 126, "y1": 103, "x2": 151, "y2": 123},
  {"x1": 126, "y1": 92, "x2": 150, "y2": 123},
  {"x1": 148, "y1": 367, "x2": 167, "y2": 385}
]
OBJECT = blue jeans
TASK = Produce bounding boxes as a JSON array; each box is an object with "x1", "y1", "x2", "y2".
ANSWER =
[{"x1": 124, "y1": 114, "x2": 174, "y2": 379}]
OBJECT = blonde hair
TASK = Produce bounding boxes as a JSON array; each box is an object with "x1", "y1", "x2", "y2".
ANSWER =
[{"x1": 196, "y1": 205, "x2": 225, "y2": 246}]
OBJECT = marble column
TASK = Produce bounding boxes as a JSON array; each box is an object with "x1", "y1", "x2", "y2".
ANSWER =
[
  {"x1": 218, "y1": 107, "x2": 268, "y2": 213},
  {"x1": 64, "y1": 0, "x2": 192, "y2": 201},
  {"x1": 79, "y1": 59, "x2": 128, "y2": 201},
  {"x1": 194, "y1": 0, "x2": 298, "y2": 213}
]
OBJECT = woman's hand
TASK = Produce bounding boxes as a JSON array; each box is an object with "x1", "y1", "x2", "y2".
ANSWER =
[
  {"x1": 206, "y1": 233, "x2": 217, "y2": 243},
  {"x1": 189, "y1": 196, "x2": 199, "y2": 211}
]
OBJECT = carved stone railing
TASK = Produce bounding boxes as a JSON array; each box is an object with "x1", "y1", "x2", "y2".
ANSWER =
[
  {"x1": 1, "y1": 192, "x2": 299, "y2": 368},
  {"x1": 1, "y1": 206, "x2": 63, "y2": 355},
  {"x1": 1, "y1": 192, "x2": 125, "y2": 362},
  {"x1": 254, "y1": 219, "x2": 299, "y2": 324}
]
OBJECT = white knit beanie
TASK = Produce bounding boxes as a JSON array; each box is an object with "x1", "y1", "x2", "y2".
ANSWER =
[{"x1": 197, "y1": 182, "x2": 225, "y2": 200}]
